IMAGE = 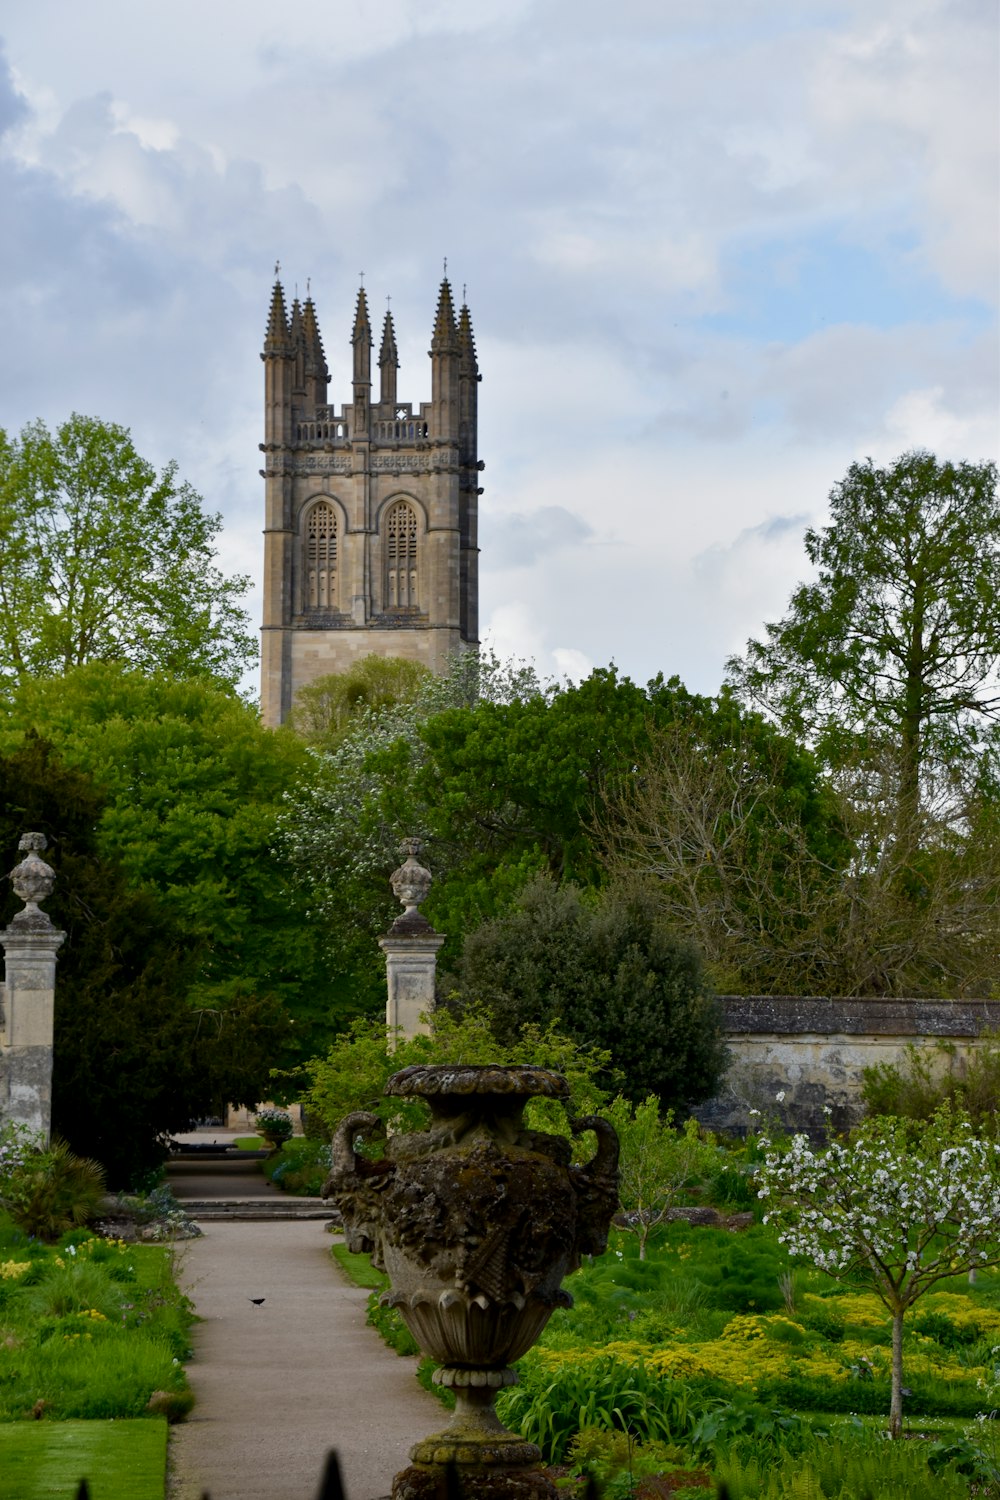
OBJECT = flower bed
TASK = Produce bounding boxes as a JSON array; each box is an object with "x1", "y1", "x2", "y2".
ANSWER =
[{"x1": 0, "y1": 1213, "x2": 194, "y2": 1422}]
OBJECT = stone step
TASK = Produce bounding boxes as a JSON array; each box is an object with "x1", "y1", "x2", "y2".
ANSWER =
[{"x1": 181, "y1": 1198, "x2": 340, "y2": 1222}]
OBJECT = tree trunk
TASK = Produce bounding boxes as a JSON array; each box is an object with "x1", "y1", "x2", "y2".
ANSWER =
[{"x1": 889, "y1": 1308, "x2": 905, "y2": 1438}]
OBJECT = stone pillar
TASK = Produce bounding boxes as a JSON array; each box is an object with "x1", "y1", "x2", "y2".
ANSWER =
[
  {"x1": 379, "y1": 839, "x2": 444, "y2": 1047},
  {"x1": 0, "y1": 834, "x2": 66, "y2": 1141}
]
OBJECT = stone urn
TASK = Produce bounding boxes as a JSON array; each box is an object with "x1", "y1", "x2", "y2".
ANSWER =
[{"x1": 323, "y1": 1064, "x2": 619, "y2": 1500}]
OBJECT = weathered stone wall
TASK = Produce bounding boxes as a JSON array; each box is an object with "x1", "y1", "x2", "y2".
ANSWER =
[{"x1": 695, "y1": 996, "x2": 1000, "y2": 1136}]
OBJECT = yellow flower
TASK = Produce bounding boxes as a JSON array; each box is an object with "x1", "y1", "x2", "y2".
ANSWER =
[{"x1": 0, "y1": 1260, "x2": 31, "y2": 1280}]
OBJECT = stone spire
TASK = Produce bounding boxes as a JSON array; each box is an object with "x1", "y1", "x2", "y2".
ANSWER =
[
  {"x1": 289, "y1": 297, "x2": 306, "y2": 395},
  {"x1": 457, "y1": 301, "x2": 478, "y2": 378},
  {"x1": 263, "y1": 280, "x2": 291, "y2": 355},
  {"x1": 302, "y1": 296, "x2": 329, "y2": 386},
  {"x1": 379, "y1": 309, "x2": 399, "y2": 407},
  {"x1": 352, "y1": 286, "x2": 372, "y2": 434},
  {"x1": 431, "y1": 278, "x2": 459, "y2": 353}
]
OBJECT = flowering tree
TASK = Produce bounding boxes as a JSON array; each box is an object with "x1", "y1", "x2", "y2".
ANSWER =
[{"x1": 756, "y1": 1109, "x2": 1000, "y2": 1437}]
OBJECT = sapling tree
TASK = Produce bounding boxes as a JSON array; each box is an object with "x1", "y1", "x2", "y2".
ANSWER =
[
  {"x1": 606, "y1": 1095, "x2": 717, "y2": 1259},
  {"x1": 756, "y1": 1109, "x2": 1000, "y2": 1438}
]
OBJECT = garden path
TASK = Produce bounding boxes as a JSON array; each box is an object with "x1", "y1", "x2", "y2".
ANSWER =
[{"x1": 168, "y1": 1214, "x2": 438, "y2": 1500}]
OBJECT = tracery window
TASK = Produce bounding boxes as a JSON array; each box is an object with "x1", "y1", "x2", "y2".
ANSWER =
[
  {"x1": 305, "y1": 502, "x2": 338, "y2": 610},
  {"x1": 385, "y1": 501, "x2": 419, "y2": 609}
]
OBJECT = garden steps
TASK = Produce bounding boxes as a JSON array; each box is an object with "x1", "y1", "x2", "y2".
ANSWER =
[{"x1": 180, "y1": 1197, "x2": 339, "y2": 1222}]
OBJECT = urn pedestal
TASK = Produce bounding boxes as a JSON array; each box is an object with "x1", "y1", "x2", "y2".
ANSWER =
[{"x1": 324, "y1": 1064, "x2": 619, "y2": 1500}]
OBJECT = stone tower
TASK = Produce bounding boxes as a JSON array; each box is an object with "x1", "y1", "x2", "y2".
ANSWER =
[{"x1": 259, "y1": 276, "x2": 482, "y2": 727}]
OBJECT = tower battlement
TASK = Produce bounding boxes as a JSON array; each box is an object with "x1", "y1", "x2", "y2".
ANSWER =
[{"x1": 259, "y1": 277, "x2": 482, "y2": 727}]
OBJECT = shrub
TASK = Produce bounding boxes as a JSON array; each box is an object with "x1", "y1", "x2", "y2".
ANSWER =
[{"x1": 1, "y1": 1138, "x2": 106, "y2": 1241}]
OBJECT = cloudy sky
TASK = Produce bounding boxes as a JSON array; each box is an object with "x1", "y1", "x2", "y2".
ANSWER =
[{"x1": 1, "y1": 1, "x2": 996, "y2": 696}]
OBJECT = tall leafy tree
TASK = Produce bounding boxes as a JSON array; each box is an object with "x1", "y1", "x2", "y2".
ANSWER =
[
  {"x1": 0, "y1": 414, "x2": 254, "y2": 687},
  {"x1": 0, "y1": 737, "x2": 290, "y2": 1185},
  {"x1": 1, "y1": 663, "x2": 348, "y2": 1067},
  {"x1": 728, "y1": 452, "x2": 1000, "y2": 823},
  {"x1": 454, "y1": 878, "x2": 727, "y2": 1115}
]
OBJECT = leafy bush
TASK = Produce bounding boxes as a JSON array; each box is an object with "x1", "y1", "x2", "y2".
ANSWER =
[
  {"x1": 365, "y1": 1290, "x2": 420, "y2": 1356},
  {"x1": 264, "y1": 1137, "x2": 331, "y2": 1196},
  {"x1": 496, "y1": 1351, "x2": 713, "y2": 1463},
  {"x1": 0, "y1": 1231, "x2": 193, "y2": 1420},
  {"x1": 1, "y1": 1136, "x2": 106, "y2": 1241},
  {"x1": 862, "y1": 1036, "x2": 1000, "y2": 1130},
  {"x1": 254, "y1": 1107, "x2": 293, "y2": 1146}
]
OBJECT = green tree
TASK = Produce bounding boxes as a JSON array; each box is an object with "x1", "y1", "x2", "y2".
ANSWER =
[
  {"x1": 605, "y1": 1095, "x2": 718, "y2": 1259},
  {"x1": 757, "y1": 1108, "x2": 1000, "y2": 1438},
  {"x1": 595, "y1": 699, "x2": 849, "y2": 994},
  {"x1": 0, "y1": 414, "x2": 254, "y2": 687},
  {"x1": 0, "y1": 663, "x2": 349, "y2": 1067},
  {"x1": 728, "y1": 452, "x2": 1000, "y2": 824},
  {"x1": 290, "y1": 654, "x2": 432, "y2": 749},
  {"x1": 0, "y1": 737, "x2": 289, "y2": 1185},
  {"x1": 454, "y1": 879, "x2": 727, "y2": 1115},
  {"x1": 302, "y1": 1004, "x2": 613, "y2": 1144}
]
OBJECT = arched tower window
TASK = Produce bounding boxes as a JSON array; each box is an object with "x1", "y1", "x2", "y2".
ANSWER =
[
  {"x1": 305, "y1": 501, "x2": 338, "y2": 610},
  {"x1": 385, "y1": 500, "x2": 419, "y2": 609}
]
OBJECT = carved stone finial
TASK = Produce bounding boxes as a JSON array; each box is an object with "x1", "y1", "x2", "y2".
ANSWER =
[
  {"x1": 390, "y1": 838, "x2": 432, "y2": 919},
  {"x1": 9, "y1": 832, "x2": 56, "y2": 929}
]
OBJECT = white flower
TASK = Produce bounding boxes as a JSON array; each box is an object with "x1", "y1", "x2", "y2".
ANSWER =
[
  {"x1": 774, "y1": 1091, "x2": 786, "y2": 1103},
  {"x1": 748, "y1": 1108, "x2": 761, "y2": 1119}
]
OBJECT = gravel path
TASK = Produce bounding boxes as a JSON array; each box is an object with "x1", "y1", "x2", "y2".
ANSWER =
[{"x1": 168, "y1": 1218, "x2": 439, "y2": 1500}]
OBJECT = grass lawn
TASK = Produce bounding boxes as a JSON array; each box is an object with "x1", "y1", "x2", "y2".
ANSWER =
[
  {"x1": 329, "y1": 1237, "x2": 387, "y2": 1291},
  {"x1": 0, "y1": 1418, "x2": 166, "y2": 1500}
]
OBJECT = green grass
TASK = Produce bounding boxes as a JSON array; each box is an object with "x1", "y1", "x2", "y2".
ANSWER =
[
  {"x1": 0, "y1": 1418, "x2": 166, "y2": 1499},
  {"x1": 329, "y1": 1238, "x2": 387, "y2": 1291},
  {"x1": 232, "y1": 1136, "x2": 265, "y2": 1150}
]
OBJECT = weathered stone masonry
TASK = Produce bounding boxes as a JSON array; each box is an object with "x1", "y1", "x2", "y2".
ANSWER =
[{"x1": 697, "y1": 995, "x2": 1000, "y2": 1136}]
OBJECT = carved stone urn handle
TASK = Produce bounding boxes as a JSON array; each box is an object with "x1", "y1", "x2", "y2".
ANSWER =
[
  {"x1": 323, "y1": 1111, "x2": 391, "y2": 1257},
  {"x1": 570, "y1": 1114, "x2": 621, "y2": 1257}
]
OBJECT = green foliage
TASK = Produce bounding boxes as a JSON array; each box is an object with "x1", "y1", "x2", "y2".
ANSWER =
[
  {"x1": 1, "y1": 1139, "x2": 106, "y2": 1243},
  {"x1": 0, "y1": 736, "x2": 288, "y2": 1186},
  {"x1": 862, "y1": 1037, "x2": 1000, "y2": 1131},
  {"x1": 0, "y1": 413, "x2": 254, "y2": 687},
  {"x1": 729, "y1": 451, "x2": 1000, "y2": 803},
  {"x1": 329, "y1": 1241, "x2": 387, "y2": 1292},
  {"x1": 455, "y1": 879, "x2": 726, "y2": 1114},
  {"x1": 290, "y1": 655, "x2": 432, "y2": 749},
  {"x1": 365, "y1": 1290, "x2": 420, "y2": 1355},
  {"x1": 496, "y1": 1352, "x2": 708, "y2": 1463},
  {"x1": 606, "y1": 1098, "x2": 721, "y2": 1258},
  {"x1": 714, "y1": 1427, "x2": 972, "y2": 1499},
  {"x1": 302, "y1": 1003, "x2": 613, "y2": 1141},
  {"x1": 253, "y1": 1108, "x2": 293, "y2": 1147},
  {"x1": 1, "y1": 663, "x2": 348, "y2": 1071},
  {"x1": 728, "y1": 451, "x2": 1000, "y2": 997},
  {"x1": 0, "y1": 1226, "x2": 193, "y2": 1421},
  {"x1": 263, "y1": 1137, "x2": 331, "y2": 1196}
]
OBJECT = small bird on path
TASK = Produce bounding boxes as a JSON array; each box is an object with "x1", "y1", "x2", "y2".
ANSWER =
[{"x1": 248, "y1": 1298, "x2": 265, "y2": 1307}]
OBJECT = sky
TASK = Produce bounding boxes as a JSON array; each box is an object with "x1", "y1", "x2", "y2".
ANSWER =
[{"x1": 0, "y1": 0, "x2": 997, "y2": 697}]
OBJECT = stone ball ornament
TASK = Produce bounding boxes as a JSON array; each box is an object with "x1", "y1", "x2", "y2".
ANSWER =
[
  {"x1": 323, "y1": 1064, "x2": 620, "y2": 1500},
  {"x1": 8, "y1": 832, "x2": 57, "y2": 929}
]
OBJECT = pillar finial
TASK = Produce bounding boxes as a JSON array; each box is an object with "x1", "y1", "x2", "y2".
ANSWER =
[{"x1": 9, "y1": 833, "x2": 57, "y2": 930}]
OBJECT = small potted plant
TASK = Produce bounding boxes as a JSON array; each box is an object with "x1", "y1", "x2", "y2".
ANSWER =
[{"x1": 254, "y1": 1107, "x2": 293, "y2": 1151}]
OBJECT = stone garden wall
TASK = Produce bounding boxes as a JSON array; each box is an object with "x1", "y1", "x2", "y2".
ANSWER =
[{"x1": 696, "y1": 995, "x2": 1000, "y2": 1136}]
